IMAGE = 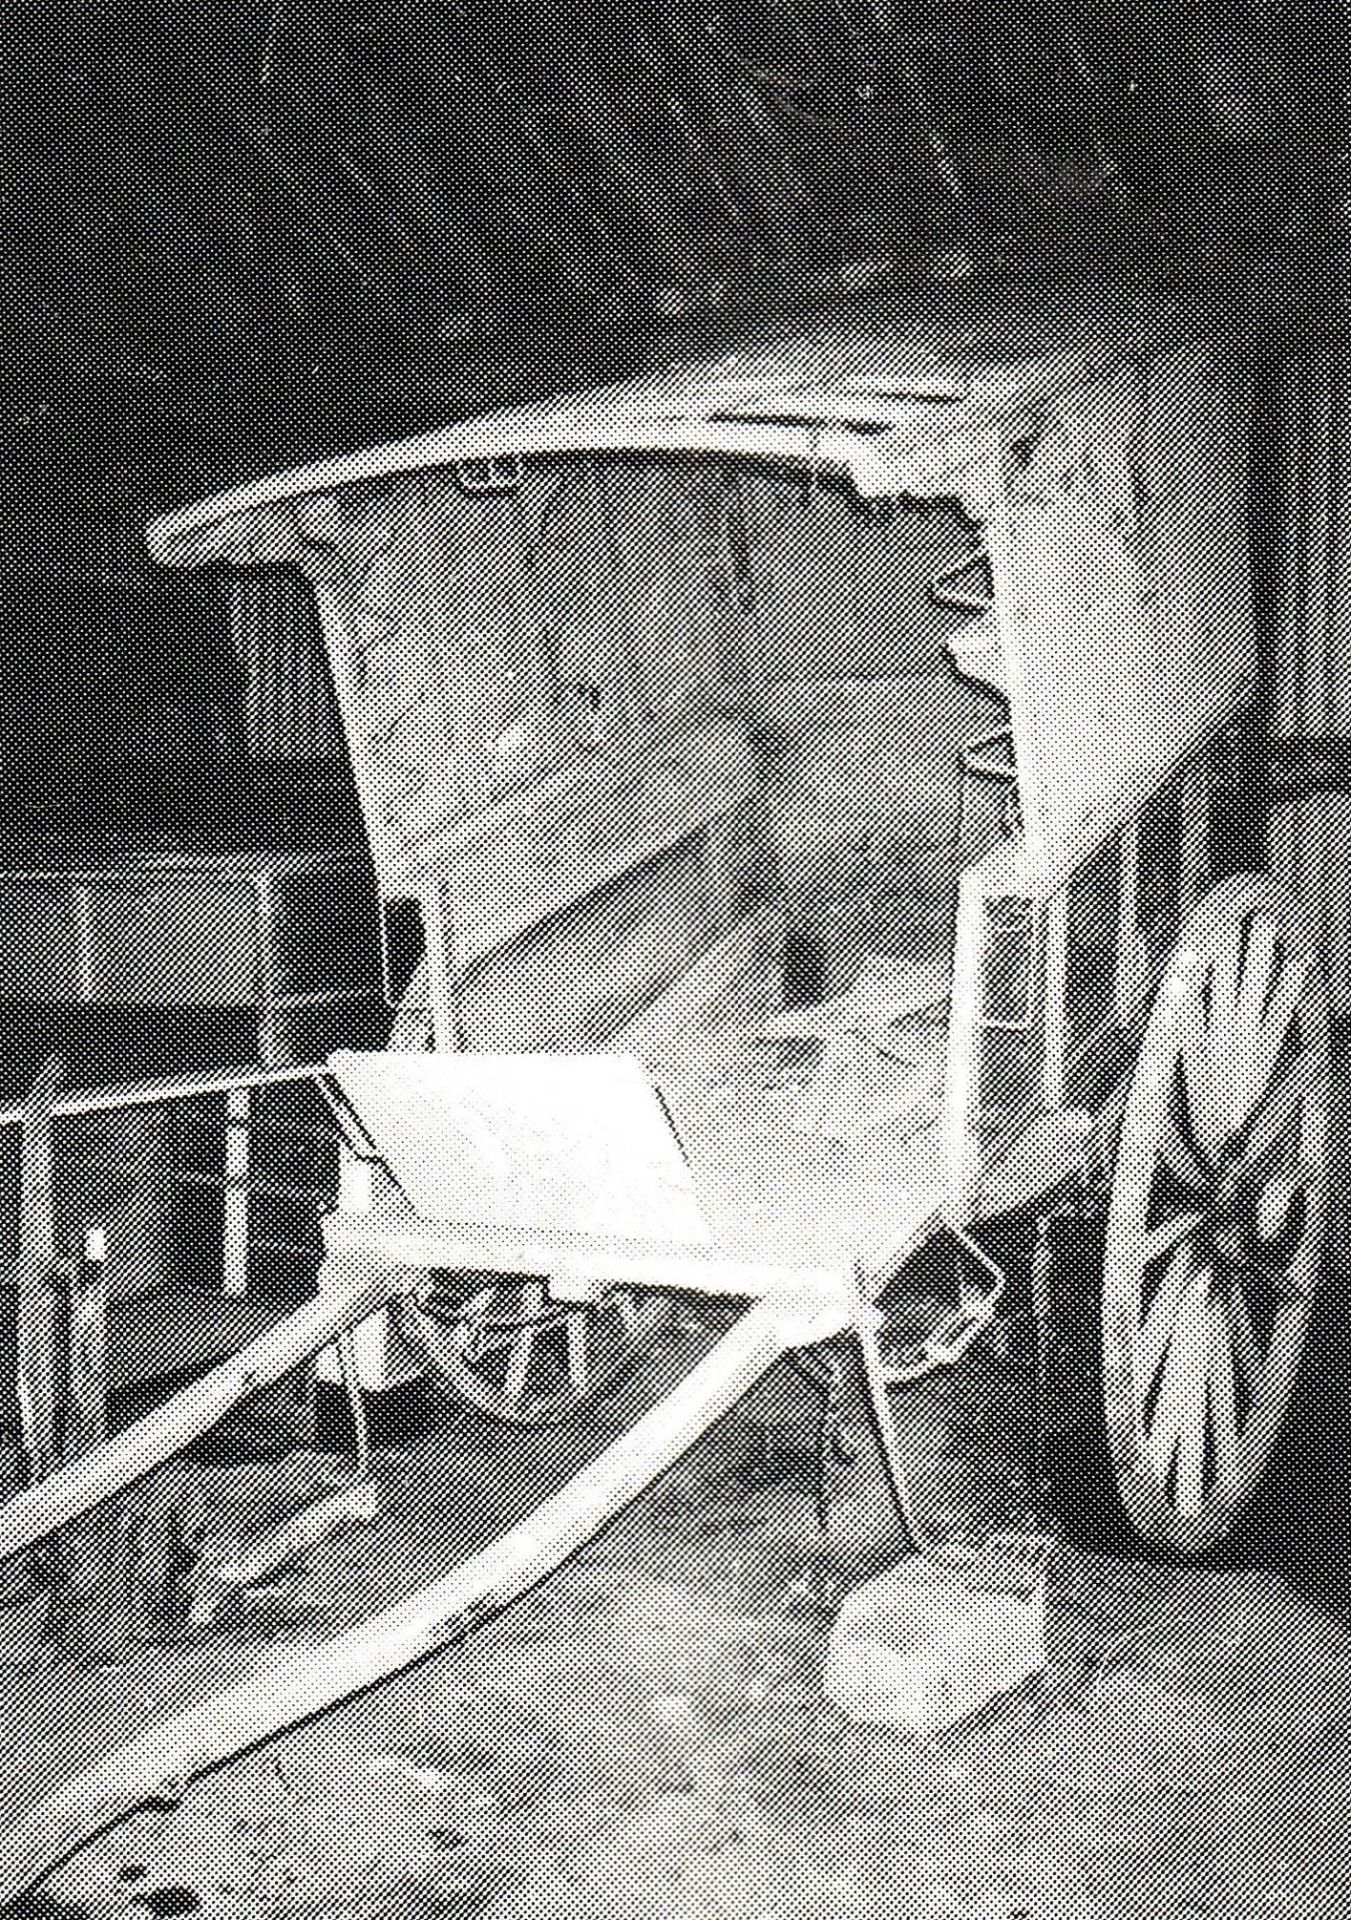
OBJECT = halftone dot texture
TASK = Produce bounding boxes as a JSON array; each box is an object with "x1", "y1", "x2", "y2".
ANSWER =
[{"x1": 4, "y1": 7, "x2": 1350, "y2": 1917}]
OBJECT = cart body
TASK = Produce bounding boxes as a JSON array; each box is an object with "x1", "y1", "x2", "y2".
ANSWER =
[{"x1": 147, "y1": 291, "x2": 1254, "y2": 1259}]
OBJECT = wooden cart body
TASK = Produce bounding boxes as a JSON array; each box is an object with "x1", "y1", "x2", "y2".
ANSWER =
[
  {"x1": 0, "y1": 293, "x2": 1274, "y2": 1898},
  {"x1": 146, "y1": 290, "x2": 1253, "y2": 1258}
]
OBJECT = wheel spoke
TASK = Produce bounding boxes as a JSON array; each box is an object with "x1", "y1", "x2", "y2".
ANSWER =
[
  {"x1": 1179, "y1": 1002, "x2": 1218, "y2": 1160},
  {"x1": 1253, "y1": 949, "x2": 1308, "y2": 1065},
  {"x1": 1136, "y1": 1240, "x2": 1200, "y2": 1391},
  {"x1": 1185, "y1": 913, "x2": 1309, "y2": 1160},
  {"x1": 502, "y1": 1283, "x2": 544, "y2": 1406},
  {"x1": 1235, "y1": 914, "x2": 1279, "y2": 1036},
  {"x1": 1205, "y1": 1293, "x2": 1241, "y2": 1492},
  {"x1": 1145, "y1": 1262, "x2": 1213, "y2": 1503},
  {"x1": 1224, "y1": 1283, "x2": 1262, "y2": 1400},
  {"x1": 469, "y1": 1324, "x2": 534, "y2": 1360},
  {"x1": 1140, "y1": 1209, "x2": 1207, "y2": 1271},
  {"x1": 1173, "y1": 1281, "x2": 1213, "y2": 1516},
  {"x1": 1207, "y1": 914, "x2": 1247, "y2": 1035},
  {"x1": 1255, "y1": 1176, "x2": 1301, "y2": 1246},
  {"x1": 1158, "y1": 1112, "x2": 1212, "y2": 1192},
  {"x1": 1233, "y1": 966, "x2": 1308, "y2": 1139},
  {"x1": 1236, "y1": 1047, "x2": 1315, "y2": 1179}
]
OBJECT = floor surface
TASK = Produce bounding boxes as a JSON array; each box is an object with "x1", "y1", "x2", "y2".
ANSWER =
[{"x1": 2, "y1": 1309, "x2": 1348, "y2": 1920}]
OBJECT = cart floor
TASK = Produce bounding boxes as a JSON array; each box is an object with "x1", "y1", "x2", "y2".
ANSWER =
[
  {"x1": 3, "y1": 1310, "x2": 1348, "y2": 1920},
  {"x1": 653, "y1": 1015, "x2": 950, "y2": 1266}
]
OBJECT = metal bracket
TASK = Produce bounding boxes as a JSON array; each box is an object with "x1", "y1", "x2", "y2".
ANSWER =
[
  {"x1": 930, "y1": 545, "x2": 995, "y2": 615},
  {"x1": 879, "y1": 1222, "x2": 1007, "y2": 1383},
  {"x1": 958, "y1": 727, "x2": 1022, "y2": 856},
  {"x1": 979, "y1": 894, "x2": 1042, "y2": 1032},
  {"x1": 454, "y1": 453, "x2": 523, "y2": 496}
]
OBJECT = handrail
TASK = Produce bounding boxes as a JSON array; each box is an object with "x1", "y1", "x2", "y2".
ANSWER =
[
  {"x1": 146, "y1": 413, "x2": 929, "y2": 567},
  {"x1": 0, "y1": 1059, "x2": 324, "y2": 1131}
]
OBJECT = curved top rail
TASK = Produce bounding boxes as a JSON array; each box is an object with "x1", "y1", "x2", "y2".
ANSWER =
[
  {"x1": 143, "y1": 291, "x2": 1245, "y2": 882},
  {"x1": 145, "y1": 309, "x2": 1136, "y2": 569}
]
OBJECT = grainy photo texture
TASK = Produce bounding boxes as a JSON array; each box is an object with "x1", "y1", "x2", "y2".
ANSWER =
[{"x1": 1, "y1": 8, "x2": 1348, "y2": 1919}]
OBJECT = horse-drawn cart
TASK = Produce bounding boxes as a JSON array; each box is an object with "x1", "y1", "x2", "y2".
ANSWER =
[{"x1": 0, "y1": 290, "x2": 1328, "y2": 1897}]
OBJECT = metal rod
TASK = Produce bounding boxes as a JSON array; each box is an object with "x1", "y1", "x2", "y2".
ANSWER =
[
  {"x1": 852, "y1": 1308, "x2": 930, "y2": 1553},
  {"x1": 223, "y1": 1086, "x2": 251, "y2": 1298},
  {"x1": 174, "y1": 1168, "x2": 333, "y2": 1203},
  {"x1": 0, "y1": 1061, "x2": 323, "y2": 1132},
  {"x1": 335, "y1": 1326, "x2": 372, "y2": 1482}
]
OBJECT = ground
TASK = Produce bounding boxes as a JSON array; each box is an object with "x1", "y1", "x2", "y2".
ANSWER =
[{"x1": 2, "y1": 1309, "x2": 1349, "y2": 1920}]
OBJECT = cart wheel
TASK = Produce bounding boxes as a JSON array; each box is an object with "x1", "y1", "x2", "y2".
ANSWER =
[
  {"x1": 1100, "y1": 873, "x2": 1329, "y2": 1555},
  {"x1": 397, "y1": 1279, "x2": 673, "y2": 1426}
]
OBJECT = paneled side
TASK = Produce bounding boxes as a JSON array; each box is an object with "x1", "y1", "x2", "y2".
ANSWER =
[
  {"x1": 454, "y1": 799, "x2": 767, "y2": 1050},
  {"x1": 229, "y1": 454, "x2": 777, "y2": 896},
  {"x1": 997, "y1": 351, "x2": 1255, "y2": 859}
]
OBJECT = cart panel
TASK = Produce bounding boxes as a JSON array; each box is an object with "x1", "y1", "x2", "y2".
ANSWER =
[
  {"x1": 146, "y1": 299, "x2": 1258, "y2": 1188},
  {"x1": 996, "y1": 347, "x2": 1253, "y2": 860}
]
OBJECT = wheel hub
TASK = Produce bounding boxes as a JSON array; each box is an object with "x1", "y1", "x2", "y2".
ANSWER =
[
  {"x1": 1201, "y1": 1150, "x2": 1306, "y2": 1273},
  {"x1": 1201, "y1": 1175, "x2": 1309, "y2": 1291},
  {"x1": 1205, "y1": 1165, "x2": 1261, "y2": 1270},
  {"x1": 1208, "y1": 1216, "x2": 1255, "y2": 1269}
]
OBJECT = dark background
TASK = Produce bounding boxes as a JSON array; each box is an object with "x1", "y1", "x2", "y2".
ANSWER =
[
  {"x1": 4, "y1": 5, "x2": 1349, "y2": 479},
  {"x1": 0, "y1": 3, "x2": 1335, "y2": 959},
  {"x1": 0, "y1": 3, "x2": 1345, "y2": 831}
]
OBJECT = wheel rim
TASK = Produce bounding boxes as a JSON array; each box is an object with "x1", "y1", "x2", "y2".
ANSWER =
[
  {"x1": 1102, "y1": 875, "x2": 1329, "y2": 1553},
  {"x1": 397, "y1": 1279, "x2": 672, "y2": 1425}
]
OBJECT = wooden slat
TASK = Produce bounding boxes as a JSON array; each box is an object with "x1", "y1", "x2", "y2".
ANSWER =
[
  {"x1": 422, "y1": 721, "x2": 758, "y2": 971},
  {"x1": 605, "y1": 902, "x2": 785, "y2": 1052},
  {"x1": 14, "y1": 1056, "x2": 64, "y2": 1486},
  {"x1": 451, "y1": 832, "x2": 721, "y2": 1051},
  {"x1": 322, "y1": 1208, "x2": 842, "y2": 1301}
]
